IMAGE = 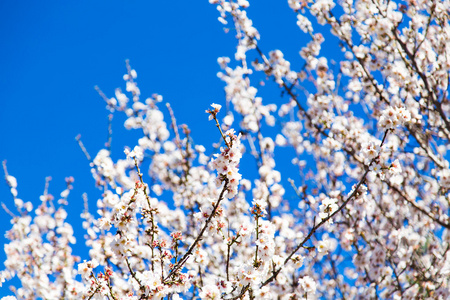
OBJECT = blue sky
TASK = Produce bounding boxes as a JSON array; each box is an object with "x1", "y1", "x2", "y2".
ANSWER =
[{"x1": 0, "y1": 1, "x2": 330, "y2": 294}]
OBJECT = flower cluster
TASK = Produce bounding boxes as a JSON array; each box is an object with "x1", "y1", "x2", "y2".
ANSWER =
[
  {"x1": 318, "y1": 196, "x2": 339, "y2": 222},
  {"x1": 2, "y1": 0, "x2": 450, "y2": 299},
  {"x1": 298, "y1": 275, "x2": 317, "y2": 295},
  {"x1": 378, "y1": 106, "x2": 412, "y2": 130},
  {"x1": 210, "y1": 129, "x2": 243, "y2": 199}
]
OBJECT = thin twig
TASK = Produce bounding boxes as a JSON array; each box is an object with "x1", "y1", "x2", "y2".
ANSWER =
[{"x1": 75, "y1": 135, "x2": 92, "y2": 162}]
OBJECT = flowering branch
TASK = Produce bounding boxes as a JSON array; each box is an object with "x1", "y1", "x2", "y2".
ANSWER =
[
  {"x1": 261, "y1": 129, "x2": 390, "y2": 287},
  {"x1": 164, "y1": 179, "x2": 229, "y2": 283},
  {"x1": 206, "y1": 103, "x2": 231, "y2": 148}
]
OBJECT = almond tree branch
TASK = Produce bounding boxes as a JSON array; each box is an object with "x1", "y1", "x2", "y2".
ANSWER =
[
  {"x1": 164, "y1": 179, "x2": 229, "y2": 282},
  {"x1": 260, "y1": 130, "x2": 389, "y2": 287}
]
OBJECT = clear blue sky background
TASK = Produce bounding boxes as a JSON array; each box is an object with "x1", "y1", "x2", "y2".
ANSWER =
[{"x1": 0, "y1": 1, "x2": 334, "y2": 295}]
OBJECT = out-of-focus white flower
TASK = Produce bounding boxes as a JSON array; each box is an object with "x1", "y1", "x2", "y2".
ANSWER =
[
  {"x1": 361, "y1": 141, "x2": 380, "y2": 164},
  {"x1": 78, "y1": 260, "x2": 99, "y2": 281},
  {"x1": 379, "y1": 106, "x2": 411, "y2": 130},
  {"x1": 206, "y1": 103, "x2": 222, "y2": 120},
  {"x1": 6, "y1": 175, "x2": 17, "y2": 188},
  {"x1": 389, "y1": 159, "x2": 402, "y2": 175},
  {"x1": 437, "y1": 169, "x2": 450, "y2": 188},
  {"x1": 317, "y1": 239, "x2": 330, "y2": 253},
  {"x1": 199, "y1": 284, "x2": 221, "y2": 299},
  {"x1": 319, "y1": 197, "x2": 339, "y2": 220},
  {"x1": 60, "y1": 189, "x2": 70, "y2": 198},
  {"x1": 298, "y1": 275, "x2": 317, "y2": 294},
  {"x1": 125, "y1": 145, "x2": 144, "y2": 161}
]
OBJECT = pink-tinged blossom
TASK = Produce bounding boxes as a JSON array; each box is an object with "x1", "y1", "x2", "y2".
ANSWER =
[
  {"x1": 361, "y1": 141, "x2": 380, "y2": 163},
  {"x1": 78, "y1": 260, "x2": 98, "y2": 281},
  {"x1": 255, "y1": 286, "x2": 272, "y2": 299},
  {"x1": 210, "y1": 129, "x2": 243, "y2": 198},
  {"x1": 238, "y1": 264, "x2": 262, "y2": 287},
  {"x1": 389, "y1": 159, "x2": 402, "y2": 175},
  {"x1": 298, "y1": 276, "x2": 317, "y2": 295},
  {"x1": 206, "y1": 103, "x2": 222, "y2": 121},
  {"x1": 437, "y1": 169, "x2": 450, "y2": 189},
  {"x1": 199, "y1": 284, "x2": 221, "y2": 299},
  {"x1": 378, "y1": 106, "x2": 412, "y2": 130}
]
